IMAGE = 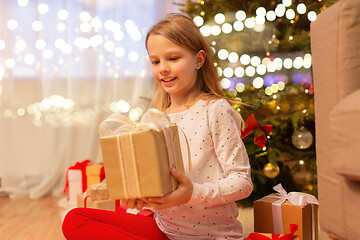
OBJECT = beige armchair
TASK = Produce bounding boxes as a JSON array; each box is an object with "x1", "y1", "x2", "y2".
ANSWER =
[{"x1": 311, "y1": 0, "x2": 360, "y2": 239}]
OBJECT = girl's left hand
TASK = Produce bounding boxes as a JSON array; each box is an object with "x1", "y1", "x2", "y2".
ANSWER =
[{"x1": 142, "y1": 168, "x2": 193, "y2": 210}]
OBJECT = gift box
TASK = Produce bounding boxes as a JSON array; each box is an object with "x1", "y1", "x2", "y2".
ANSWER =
[
  {"x1": 89, "y1": 181, "x2": 109, "y2": 200},
  {"x1": 77, "y1": 194, "x2": 154, "y2": 217},
  {"x1": 247, "y1": 224, "x2": 299, "y2": 240},
  {"x1": 98, "y1": 109, "x2": 185, "y2": 199},
  {"x1": 254, "y1": 184, "x2": 319, "y2": 240},
  {"x1": 77, "y1": 193, "x2": 117, "y2": 211},
  {"x1": 86, "y1": 164, "x2": 106, "y2": 188},
  {"x1": 63, "y1": 160, "x2": 92, "y2": 205}
]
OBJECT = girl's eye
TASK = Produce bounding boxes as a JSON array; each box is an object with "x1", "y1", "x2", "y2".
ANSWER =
[
  {"x1": 170, "y1": 57, "x2": 178, "y2": 61},
  {"x1": 151, "y1": 60, "x2": 159, "y2": 64}
]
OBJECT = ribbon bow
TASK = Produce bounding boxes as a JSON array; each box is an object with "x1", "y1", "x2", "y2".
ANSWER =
[
  {"x1": 63, "y1": 159, "x2": 92, "y2": 199},
  {"x1": 272, "y1": 183, "x2": 319, "y2": 206},
  {"x1": 98, "y1": 108, "x2": 170, "y2": 136},
  {"x1": 247, "y1": 224, "x2": 298, "y2": 240},
  {"x1": 241, "y1": 114, "x2": 273, "y2": 147},
  {"x1": 269, "y1": 184, "x2": 319, "y2": 237}
]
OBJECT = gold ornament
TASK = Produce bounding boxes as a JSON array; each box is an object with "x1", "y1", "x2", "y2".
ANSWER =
[{"x1": 263, "y1": 162, "x2": 280, "y2": 178}]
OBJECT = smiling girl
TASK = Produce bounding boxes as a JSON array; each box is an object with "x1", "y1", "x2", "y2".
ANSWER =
[{"x1": 62, "y1": 14, "x2": 253, "y2": 240}]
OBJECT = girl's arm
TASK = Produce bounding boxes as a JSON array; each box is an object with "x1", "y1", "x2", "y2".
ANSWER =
[{"x1": 186, "y1": 99, "x2": 253, "y2": 207}]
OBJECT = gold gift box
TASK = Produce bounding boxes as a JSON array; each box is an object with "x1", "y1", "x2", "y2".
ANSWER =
[
  {"x1": 254, "y1": 194, "x2": 318, "y2": 240},
  {"x1": 99, "y1": 125, "x2": 184, "y2": 199},
  {"x1": 86, "y1": 165, "x2": 105, "y2": 188}
]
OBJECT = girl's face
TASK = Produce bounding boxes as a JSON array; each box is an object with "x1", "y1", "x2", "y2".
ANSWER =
[{"x1": 147, "y1": 34, "x2": 204, "y2": 99}]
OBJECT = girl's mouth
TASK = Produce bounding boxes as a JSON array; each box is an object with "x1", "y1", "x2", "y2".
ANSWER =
[{"x1": 161, "y1": 77, "x2": 177, "y2": 82}]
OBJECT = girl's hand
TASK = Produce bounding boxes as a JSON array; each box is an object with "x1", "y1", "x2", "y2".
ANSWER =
[
  {"x1": 120, "y1": 198, "x2": 148, "y2": 210},
  {"x1": 142, "y1": 168, "x2": 193, "y2": 210}
]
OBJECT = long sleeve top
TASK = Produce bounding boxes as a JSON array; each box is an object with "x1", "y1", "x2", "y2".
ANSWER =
[{"x1": 155, "y1": 98, "x2": 253, "y2": 240}]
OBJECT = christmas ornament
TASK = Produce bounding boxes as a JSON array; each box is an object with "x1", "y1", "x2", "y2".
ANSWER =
[
  {"x1": 291, "y1": 126, "x2": 313, "y2": 149},
  {"x1": 263, "y1": 162, "x2": 280, "y2": 178},
  {"x1": 268, "y1": 35, "x2": 280, "y2": 47},
  {"x1": 241, "y1": 114, "x2": 273, "y2": 147}
]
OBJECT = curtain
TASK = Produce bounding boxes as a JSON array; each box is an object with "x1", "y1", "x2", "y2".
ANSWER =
[{"x1": 0, "y1": 0, "x2": 183, "y2": 198}]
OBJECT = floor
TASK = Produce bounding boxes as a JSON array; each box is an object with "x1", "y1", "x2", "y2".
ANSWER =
[{"x1": 0, "y1": 195, "x2": 329, "y2": 240}]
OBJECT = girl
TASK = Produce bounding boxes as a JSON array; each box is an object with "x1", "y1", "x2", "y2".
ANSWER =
[{"x1": 62, "y1": 13, "x2": 253, "y2": 240}]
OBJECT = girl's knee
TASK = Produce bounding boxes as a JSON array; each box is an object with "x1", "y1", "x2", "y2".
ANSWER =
[{"x1": 62, "y1": 208, "x2": 87, "y2": 239}]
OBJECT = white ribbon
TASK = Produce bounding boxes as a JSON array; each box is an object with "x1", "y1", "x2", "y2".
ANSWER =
[
  {"x1": 99, "y1": 108, "x2": 190, "y2": 198},
  {"x1": 268, "y1": 183, "x2": 319, "y2": 239}
]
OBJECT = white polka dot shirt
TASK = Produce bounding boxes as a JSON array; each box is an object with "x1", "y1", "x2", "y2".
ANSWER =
[{"x1": 155, "y1": 99, "x2": 254, "y2": 240}]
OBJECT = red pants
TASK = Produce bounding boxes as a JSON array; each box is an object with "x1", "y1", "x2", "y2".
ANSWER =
[{"x1": 62, "y1": 208, "x2": 170, "y2": 240}]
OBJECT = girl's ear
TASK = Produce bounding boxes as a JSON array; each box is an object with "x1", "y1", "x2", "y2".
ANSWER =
[{"x1": 195, "y1": 50, "x2": 206, "y2": 69}]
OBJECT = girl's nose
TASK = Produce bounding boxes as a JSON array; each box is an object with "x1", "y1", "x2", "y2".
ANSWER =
[{"x1": 160, "y1": 63, "x2": 170, "y2": 75}]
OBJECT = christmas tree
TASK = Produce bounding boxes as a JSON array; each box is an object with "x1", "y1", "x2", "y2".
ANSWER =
[{"x1": 180, "y1": 0, "x2": 337, "y2": 206}]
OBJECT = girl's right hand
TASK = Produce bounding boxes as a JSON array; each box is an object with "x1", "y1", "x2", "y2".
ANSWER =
[{"x1": 120, "y1": 198, "x2": 148, "y2": 210}]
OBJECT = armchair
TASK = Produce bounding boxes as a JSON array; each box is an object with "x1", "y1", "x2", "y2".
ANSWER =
[{"x1": 311, "y1": 0, "x2": 360, "y2": 239}]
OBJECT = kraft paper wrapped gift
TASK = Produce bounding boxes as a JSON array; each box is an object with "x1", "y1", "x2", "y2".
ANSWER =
[
  {"x1": 98, "y1": 109, "x2": 186, "y2": 199},
  {"x1": 86, "y1": 164, "x2": 105, "y2": 188},
  {"x1": 254, "y1": 184, "x2": 319, "y2": 240},
  {"x1": 77, "y1": 193, "x2": 154, "y2": 217},
  {"x1": 77, "y1": 193, "x2": 116, "y2": 211},
  {"x1": 89, "y1": 181, "x2": 109, "y2": 200}
]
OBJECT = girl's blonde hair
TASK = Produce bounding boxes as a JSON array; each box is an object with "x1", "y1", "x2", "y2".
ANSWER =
[{"x1": 145, "y1": 13, "x2": 225, "y2": 111}]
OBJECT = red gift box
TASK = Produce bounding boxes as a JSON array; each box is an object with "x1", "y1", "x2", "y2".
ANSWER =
[{"x1": 247, "y1": 224, "x2": 299, "y2": 240}]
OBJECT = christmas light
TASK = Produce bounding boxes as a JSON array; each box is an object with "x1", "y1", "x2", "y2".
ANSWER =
[
  {"x1": 307, "y1": 11, "x2": 317, "y2": 21},
  {"x1": 216, "y1": 67, "x2": 222, "y2": 76},
  {"x1": 17, "y1": 0, "x2": 29, "y2": 7},
  {"x1": 223, "y1": 67, "x2": 234, "y2": 78},
  {"x1": 251, "y1": 56, "x2": 261, "y2": 66},
  {"x1": 220, "y1": 78, "x2": 231, "y2": 89},
  {"x1": 236, "y1": 82, "x2": 245, "y2": 92},
  {"x1": 256, "y1": 7, "x2": 266, "y2": 17},
  {"x1": 7, "y1": 19, "x2": 18, "y2": 30},
  {"x1": 228, "y1": 52, "x2": 239, "y2": 63},
  {"x1": 253, "y1": 77, "x2": 264, "y2": 89},
  {"x1": 218, "y1": 49, "x2": 229, "y2": 60},
  {"x1": 285, "y1": 9, "x2": 296, "y2": 20},
  {"x1": 240, "y1": 54, "x2": 250, "y2": 65},
  {"x1": 235, "y1": 10, "x2": 246, "y2": 21},
  {"x1": 244, "y1": 18, "x2": 255, "y2": 28},
  {"x1": 79, "y1": 11, "x2": 92, "y2": 22},
  {"x1": 256, "y1": 65, "x2": 266, "y2": 75},
  {"x1": 210, "y1": 25, "x2": 221, "y2": 36},
  {"x1": 245, "y1": 66, "x2": 256, "y2": 77},
  {"x1": 233, "y1": 21, "x2": 244, "y2": 31},
  {"x1": 275, "y1": 4, "x2": 286, "y2": 17},
  {"x1": 266, "y1": 11, "x2": 276, "y2": 21},
  {"x1": 214, "y1": 13, "x2": 225, "y2": 24},
  {"x1": 58, "y1": 9, "x2": 69, "y2": 20},
  {"x1": 5, "y1": 58, "x2": 16, "y2": 69},
  {"x1": 199, "y1": 25, "x2": 211, "y2": 36},
  {"x1": 221, "y1": 23, "x2": 232, "y2": 34},
  {"x1": 297, "y1": 3, "x2": 307, "y2": 14},
  {"x1": 38, "y1": 3, "x2": 49, "y2": 14},
  {"x1": 234, "y1": 67, "x2": 244, "y2": 77},
  {"x1": 193, "y1": 16, "x2": 204, "y2": 26}
]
